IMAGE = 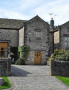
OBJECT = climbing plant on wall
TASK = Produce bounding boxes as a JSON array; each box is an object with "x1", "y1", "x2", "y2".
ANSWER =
[{"x1": 18, "y1": 46, "x2": 30, "y2": 61}]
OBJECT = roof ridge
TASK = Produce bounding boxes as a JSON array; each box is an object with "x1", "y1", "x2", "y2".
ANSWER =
[
  {"x1": 60, "y1": 21, "x2": 69, "y2": 26},
  {"x1": 0, "y1": 18, "x2": 27, "y2": 21},
  {"x1": 26, "y1": 15, "x2": 49, "y2": 25}
]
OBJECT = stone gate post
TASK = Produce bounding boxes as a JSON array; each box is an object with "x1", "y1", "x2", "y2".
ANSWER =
[{"x1": 50, "y1": 54, "x2": 54, "y2": 76}]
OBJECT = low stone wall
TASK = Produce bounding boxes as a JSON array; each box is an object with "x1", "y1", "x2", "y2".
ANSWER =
[
  {"x1": 0, "y1": 58, "x2": 11, "y2": 76},
  {"x1": 50, "y1": 58, "x2": 69, "y2": 77}
]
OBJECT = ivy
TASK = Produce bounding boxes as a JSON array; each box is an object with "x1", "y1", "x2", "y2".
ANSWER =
[{"x1": 18, "y1": 46, "x2": 30, "y2": 61}]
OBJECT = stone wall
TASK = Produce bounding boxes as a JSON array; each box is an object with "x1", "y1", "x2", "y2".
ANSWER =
[
  {"x1": 49, "y1": 32, "x2": 54, "y2": 56},
  {"x1": 0, "y1": 29, "x2": 19, "y2": 47},
  {"x1": 54, "y1": 43, "x2": 60, "y2": 50},
  {"x1": 0, "y1": 58, "x2": 11, "y2": 76},
  {"x1": 50, "y1": 58, "x2": 69, "y2": 77},
  {"x1": 24, "y1": 16, "x2": 50, "y2": 64},
  {"x1": 19, "y1": 26, "x2": 24, "y2": 46}
]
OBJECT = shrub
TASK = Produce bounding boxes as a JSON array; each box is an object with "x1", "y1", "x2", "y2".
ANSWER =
[
  {"x1": 50, "y1": 49, "x2": 69, "y2": 61},
  {"x1": 58, "y1": 49, "x2": 67, "y2": 55},
  {"x1": 53, "y1": 49, "x2": 59, "y2": 57},
  {"x1": 55, "y1": 50, "x2": 69, "y2": 61},
  {"x1": 55, "y1": 55, "x2": 66, "y2": 61},
  {"x1": 15, "y1": 58, "x2": 25, "y2": 65},
  {"x1": 48, "y1": 56, "x2": 51, "y2": 61},
  {"x1": 48, "y1": 54, "x2": 55, "y2": 61}
]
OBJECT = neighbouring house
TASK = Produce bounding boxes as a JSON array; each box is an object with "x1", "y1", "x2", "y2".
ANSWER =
[
  {"x1": 54, "y1": 21, "x2": 69, "y2": 51},
  {"x1": 59, "y1": 21, "x2": 69, "y2": 51}
]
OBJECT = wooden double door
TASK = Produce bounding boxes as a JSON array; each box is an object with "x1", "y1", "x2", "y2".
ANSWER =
[{"x1": 34, "y1": 52, "x2": 41, "y2": 65}]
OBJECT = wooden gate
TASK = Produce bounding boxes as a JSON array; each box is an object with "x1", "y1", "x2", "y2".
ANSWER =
[{"x1": 34, "y1": 52, "x2": 41, "y2": 64}]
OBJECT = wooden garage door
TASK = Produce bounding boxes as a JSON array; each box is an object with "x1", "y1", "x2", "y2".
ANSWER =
[
  {"x1": 34, "y1": 52, "x2": 41, "y2": 64},
  {"x1": 0, "y1": 43, "x2": 8, "y2": 58}
]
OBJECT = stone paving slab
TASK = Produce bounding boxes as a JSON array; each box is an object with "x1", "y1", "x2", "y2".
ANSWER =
[{"x1": 3, "y1": 65, "x2": 69, "y2": 90}]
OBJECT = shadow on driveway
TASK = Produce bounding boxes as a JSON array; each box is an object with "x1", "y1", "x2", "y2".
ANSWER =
[{"x1": 11, "y1": 65, "x2": 32, "y2": 77}]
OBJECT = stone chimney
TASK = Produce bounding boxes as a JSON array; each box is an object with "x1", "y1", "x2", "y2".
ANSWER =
[{"x1": 50, "y1": 18, "x2": 54, "y2": 30}]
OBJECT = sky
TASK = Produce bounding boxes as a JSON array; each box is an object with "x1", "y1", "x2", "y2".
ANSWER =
[{"x1": 0, "y1": 0, "x2": 69, "y2": 26}]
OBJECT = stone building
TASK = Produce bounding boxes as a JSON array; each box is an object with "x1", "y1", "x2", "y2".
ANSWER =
[
  {"x1": 54, "y1": 21, "x2": 69, "y2": 51},
  {"x1": 0, "y1": 18, "x2": 26, "y2": 58},
  {"x1": 19, "y1": 16, "x2": 50, "y2": 64},
  {"x1": 0, "y1": 15, "x2": 57, "y2": 65}
]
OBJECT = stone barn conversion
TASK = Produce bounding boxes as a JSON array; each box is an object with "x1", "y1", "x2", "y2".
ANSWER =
[{"x1": 0, "y1": 15, "x2": 69, "y2": 65}]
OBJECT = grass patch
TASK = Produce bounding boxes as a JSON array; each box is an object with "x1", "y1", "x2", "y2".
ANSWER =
[
  {"x1": 0, "y1": 76, "x2": 11, "y2": 89},
  {"x1": 55, "y1": 76, "x2": 69, "y2": 86}
]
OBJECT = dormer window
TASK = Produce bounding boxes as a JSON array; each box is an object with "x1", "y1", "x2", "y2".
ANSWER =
[{"x1": 36, "y1": 31, "x2": 41, "y2": 38}]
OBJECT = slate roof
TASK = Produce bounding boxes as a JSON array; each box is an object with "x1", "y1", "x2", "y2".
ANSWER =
[
  {"x1": 0, "y1": 15, "x2": 49, "y2": 30},
  {"x1": 26, "y1": 15, "x2": 49, "y2": 25},
  {"x1": 0, "y1": 18, "x2": 27, "y2": 29},
  {"x1": 60, "y1": 21, "x2": 69, "y2": 28}
]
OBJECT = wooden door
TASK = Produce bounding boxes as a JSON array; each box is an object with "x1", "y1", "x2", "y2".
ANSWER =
[
  {"x1": 0, "y1": 43, "x2": 8, "y2": 58},
  {"x1": 34, "y1": 52, "x2": 41, "y2": 64}
]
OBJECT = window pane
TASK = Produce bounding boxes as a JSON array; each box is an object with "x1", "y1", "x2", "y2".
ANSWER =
[
  {"x1": 36, "y1": 32, "x2": 37, "y2": 37},
  {"x1": 5, "y1": 48, "x2": 7, "y2": 51},
  {"x1": 68, "y1": 37, "x2": 69, "y2": 41},
  {"x1": 1, "y1": 51, "x2": 4, "y2": 57},
  {"x1": 38, "y1": 32, "x2": 41, "y2": 38},
  {"x1": 65, "y1": 42, "x2": 67, "y2": 46},
  {"x1": 68, "y1": 42, "x2": 69, "y2": 46},
  {"x1": 37, "y1": 53, "x2": 38, "y2": 58},
  {"x1": 36, "y1": 31, "x2": 41, "y2": 38},
  {"x1": 65, "y1": 37, "x2": 67, "y2": 41},
  {"x1": 38, "y1": 32, "x2": 40, "y2": 37},
  {"x1": 5, "y1": 51, "x2": 7, "y2": 58},
  {"x1": 1, "y1": 48, "x2": 4, "y2": 50}
]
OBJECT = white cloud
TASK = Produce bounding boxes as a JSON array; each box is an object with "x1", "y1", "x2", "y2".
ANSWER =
[
  {"x1": 31, "y1": 0, "x2": 69, "y2": 26},
  {"x1": 0, "y1": 0, "x2": 69, "y2": 26},
  {"x1": 0, "y1": 9, "x2": 31, "y2": 20}
]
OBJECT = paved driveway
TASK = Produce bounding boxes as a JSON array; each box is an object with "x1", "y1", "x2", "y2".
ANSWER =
[{"x1": 5, "y1": 65, "x2": 69, "y2": 90}]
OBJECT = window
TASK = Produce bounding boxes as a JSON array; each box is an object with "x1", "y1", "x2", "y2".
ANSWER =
[
  {"x1": 65, "y1": 37, "x2": 69, "y2": 46},
  {"x1": 35, "y1": 31, "x2": 41, "y2": 38},
  {"x1": 0, "y1": 48, "x2": 8, "y2": 58}
]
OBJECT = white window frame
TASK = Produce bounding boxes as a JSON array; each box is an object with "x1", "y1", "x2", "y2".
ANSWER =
[
  {"x1": 65, "y1": 37, "x2": 69, "y2": 46},
  {"x1": 35, "y1": 31, "x2": 41, "y2": 38}
]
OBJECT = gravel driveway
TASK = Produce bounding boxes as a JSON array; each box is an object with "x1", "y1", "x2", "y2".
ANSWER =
[{"x1": 4, "y1": 65, "x2": 69, "y2": 90}]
